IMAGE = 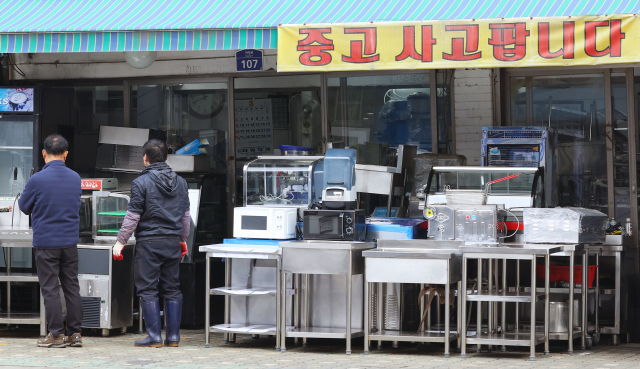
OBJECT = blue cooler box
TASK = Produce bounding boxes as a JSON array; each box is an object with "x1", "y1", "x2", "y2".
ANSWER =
[{"x1": 365, "y1": 218, "x2": 428, "y2": 241}]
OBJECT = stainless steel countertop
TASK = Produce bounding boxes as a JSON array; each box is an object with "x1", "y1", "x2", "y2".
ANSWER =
[
  {"x1": 363, "y1": 248, "x2": 461, "y2": 259},
  {"x1": 460, "y1": 243, "x2": 563, "y2": 255},
  {"x1": 280, "y1": 240, "x2": 375, "y2": 251},
  {"x1": 376, "y1": 239, "x2": 464, "y2": 250},
  {"x1": 0, "y1": 226, "x2": 33, "y2": 241}
]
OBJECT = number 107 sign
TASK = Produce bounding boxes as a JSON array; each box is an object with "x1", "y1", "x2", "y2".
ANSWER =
[{"x1": 236, "y1": 49, "x2": 263, "y2": 72}]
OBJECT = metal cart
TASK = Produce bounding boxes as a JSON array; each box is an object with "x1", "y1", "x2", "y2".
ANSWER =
[
  {"x1": 362, "y1": 240, "x2": 462, "y2": 357},
  {"x1": 201, "y1": 240, "x2": 285, "y2": 350},
  {"x1": 279, "y1": 240, "x2": 374, "y2": 354},
  {"x1": 460, "y1": 244, "x2": 558, "y2": 361}
]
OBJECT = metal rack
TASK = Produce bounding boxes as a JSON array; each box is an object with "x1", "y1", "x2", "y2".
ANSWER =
[
  {"x1": 460, "y1": 244, "x2": 558, "y2": 361},
  {"x1": 201, "y1": 241, "x2": 285, "y2": 350},
  {"x1": 0, "y1": 228, "x2": 46, "y2": 337}
]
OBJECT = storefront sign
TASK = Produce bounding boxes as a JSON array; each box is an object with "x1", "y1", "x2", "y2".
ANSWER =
[
  {"x1": 81, "y1": 179, "x2": 103, "y2": 190},
  {"x1": 0, "y1": 88, "x2": 34, "y2": 112},
  {"x1": 277, "y1": 14, "x2": 639, "y2": 72},
  {"x1": 236, "y1": 49, "x2": 263, "y2": 72}
]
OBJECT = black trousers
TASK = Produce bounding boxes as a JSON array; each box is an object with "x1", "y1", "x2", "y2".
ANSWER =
[
  {"x1": 134, "y1": 238, "x2": 182, "y2": 303},
  {"x1": 34, "y1": 247, "x2": 83, "y2": 337}
]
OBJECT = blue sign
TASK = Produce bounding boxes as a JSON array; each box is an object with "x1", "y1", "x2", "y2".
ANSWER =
[
  {"x1": 236, "y1": 49, "x2": 263, "y2": 72},
  {"x1": 0, "y1": 88, "x2": 34, "y2": 112}
]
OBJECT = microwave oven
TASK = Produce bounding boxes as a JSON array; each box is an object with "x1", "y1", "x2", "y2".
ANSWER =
[
  {"x1": 303, "y1": 209, "x2": 366, "y2": 241},
  {"x1": 233, "y1": 207, "x2": 298, "y2": 240}
]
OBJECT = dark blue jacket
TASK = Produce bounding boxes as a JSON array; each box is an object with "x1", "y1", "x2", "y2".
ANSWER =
[
  {"x1": 128, "y1": 162, "x2": 189, "y2": 241},
  {"x1": 19, "y1": 160, "x2": 81, "y2": 248}
]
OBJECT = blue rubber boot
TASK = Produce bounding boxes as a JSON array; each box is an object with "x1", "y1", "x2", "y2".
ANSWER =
[
  {"x1": 164, "y1": 300, "x2": 182, "y2": 347},
  {"x1": 135, "y1": 300, "x2": 163, "y2": 348}
]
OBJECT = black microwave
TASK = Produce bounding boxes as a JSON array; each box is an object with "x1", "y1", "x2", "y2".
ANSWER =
[{"x1": 303, "y1": 209, "x2": 366, "y2": 241}]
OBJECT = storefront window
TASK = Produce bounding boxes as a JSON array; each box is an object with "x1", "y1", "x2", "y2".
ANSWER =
[
  {"x1": 328, "y1": 73, "x2": 431, "y2": 165},
  {"x1": 611, "y1": 73, "x2": 630, "y2": 222},
  {"x1": 509, "y1": 74, "x2": 608, "y2": 213},
  {"x1": 436, "y1": 70, "x2": 454, "y2": 154},
  {"x1": 130, "y1": 83, "x2": 230, "y2": 249}
]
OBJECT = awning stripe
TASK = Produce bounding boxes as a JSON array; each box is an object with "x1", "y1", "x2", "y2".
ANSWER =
[{"x1": 0, "y1": 29, "x2": 277, "y2": 53}]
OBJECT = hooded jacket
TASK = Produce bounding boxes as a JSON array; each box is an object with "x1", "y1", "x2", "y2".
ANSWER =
[{"x1": 127, "y1": 162, "x2": 190, "y2": 241}]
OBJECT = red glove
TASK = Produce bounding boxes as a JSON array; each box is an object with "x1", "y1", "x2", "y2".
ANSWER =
[
  {"x1": 180, "y1": 242, "x2": 188, "y2": 258},
  {"x1": 113, "y1": 253, "x2": 123, "y2": 261}
]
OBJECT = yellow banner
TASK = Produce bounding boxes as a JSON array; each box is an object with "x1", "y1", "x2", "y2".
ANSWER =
[{"x1": 277, "y1": 14, "x2": 639, "y2": 72}]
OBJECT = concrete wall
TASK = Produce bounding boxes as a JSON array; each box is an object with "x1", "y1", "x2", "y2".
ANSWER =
[{"x1": 453, "y1": 68, "x2": 494, "y2": 165}]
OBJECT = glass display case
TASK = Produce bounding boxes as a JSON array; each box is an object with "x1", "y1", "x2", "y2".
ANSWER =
[
  {"x1": 243, "y1": 156, "x2": 324, "y2": 207},
  {"x1": 92, "y1": 191, "x2": 132, "y2": 241},
  {"x1": 426, "y1": 166, "x2": 544, "y2": 209}
]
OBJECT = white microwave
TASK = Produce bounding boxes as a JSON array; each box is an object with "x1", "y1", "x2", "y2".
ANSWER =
[{"x1": 233, "y1": 207, "x2": 298, "y2": 240}]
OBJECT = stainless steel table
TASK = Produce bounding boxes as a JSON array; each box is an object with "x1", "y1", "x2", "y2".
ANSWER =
[
  {"x1": 460, "y1": 244, "x2": 559, "y2": 361},
  {"x1": 200, "y1": 242, "x2": 284, "y2": 350},
  {"x1": 362, "y1": 240, "x2": 462, "y2": 357},
  {"x1": 280, "y1": 240, "x2": 374, "y2": 354},
  {"x1": 0, "y1": 226, "x2": 46, "y2": 336},
  {"x1": 588, "y1": 238, "x2": 635, "y2": 346}
]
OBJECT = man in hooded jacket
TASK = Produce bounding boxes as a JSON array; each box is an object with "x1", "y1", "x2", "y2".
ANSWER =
[{"x1": 113, "y1": 139, "x2": 190, "y2": 348}]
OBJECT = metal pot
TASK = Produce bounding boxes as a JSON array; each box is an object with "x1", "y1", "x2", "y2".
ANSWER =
[{"x1": 548, "y1": 300, "x2": 581, "y2": 333}]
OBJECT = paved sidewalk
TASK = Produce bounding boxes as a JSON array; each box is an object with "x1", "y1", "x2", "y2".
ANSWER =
[{"x1": 0, "y1": 329, "x2": 638, "y2": 368}]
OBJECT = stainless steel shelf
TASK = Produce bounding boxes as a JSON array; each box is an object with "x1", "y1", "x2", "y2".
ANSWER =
[
  {"x1": 466, "y1": 291, "x2": 544, "y2": 303},
  {"x1": 467, "y1": 331, "x2": 545, "y2": 347},
  {"x1": 209, "y1": 324, "x2": 278, "y2": 335},
  {"x1": 599, "y1": 326, "x2": 618, "y2": 334},
  {"x1": 370, "y1": 329, "x2": 458, "y2": 343},
  {"x1": 0, "y1": 313, "x2": 42, "y2": 325},
  {"x1": 523, "y1": 287, "x2": 595, "y2": 294},
  {"x1": 0, "y1": 274, "x2": 39, "y2": 282},
  {"x1": 600, "y1": 288, "x2": 615, "y2": 295},
  {"x1": 286, "y1": 327, "x2": 364, "y2": 339},
  {"x1": 210, "y1": 286, "x2": 295, "y2": 296}
]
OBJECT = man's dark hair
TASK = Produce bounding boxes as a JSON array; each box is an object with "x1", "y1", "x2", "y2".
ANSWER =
[
  {"x1": 43, "y1": 134, "x2": 68, "y2": 156},
  {"x1": 142, "y1": 139, "x2": 168, "y2": 164}
]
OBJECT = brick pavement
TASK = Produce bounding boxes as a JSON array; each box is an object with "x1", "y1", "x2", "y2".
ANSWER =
[{"x1": 0, "y1": 328, "x2": 638, "y2": 368}]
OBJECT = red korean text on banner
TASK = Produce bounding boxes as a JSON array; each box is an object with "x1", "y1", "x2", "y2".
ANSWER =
[
  {"x1": 443, "y1": 25, "x2": 481, "y2": 61},
  {"x1": 538, "y1": 22, "x2": 575, "y2": 59},
  {"x1": 297, "y1": 28, "x2": 334, "y2": 66},
  {"x1": 342, "y1": 28, "x2": 380, "y2": 63},
  {"x1": 585, "y1": 20, "x2": 625, "y2": 57},
  {"x1": 488, "y1": 23, "x2": 530, "y2": 61},
  {"x1": 395, "y1": 25, "x2": 437, "y2": 62}
]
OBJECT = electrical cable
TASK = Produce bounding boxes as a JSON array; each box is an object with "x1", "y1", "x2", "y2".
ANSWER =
[
  {"x1": 8, "y1": 54, "x2": 25, "y2": 78},
  {"x1": 11, "y1": 193, "x2": 20, "y2": 227}
]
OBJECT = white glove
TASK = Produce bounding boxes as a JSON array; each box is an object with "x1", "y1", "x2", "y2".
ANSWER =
[{"x1": 113, "y1": 241, "x2": 125, "y2": 258}]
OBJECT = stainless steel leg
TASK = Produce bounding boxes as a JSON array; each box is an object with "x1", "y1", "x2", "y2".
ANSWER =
[
  {"x1": 302, "y1": 274, "x2": 309, "y2": 347},
  {"x1": 457, "y1": 280, "x2": 462, "y2": 350},
  {"x1": 364, "y1": 281, "x2": 370, "y2": 354},
  {"x1": 223, "y1": 258, "x2": 231, "y2": 343},
  {"x1": 139, "y1": 297, "x2": 143, "y2": 334},
  {"x1": 461, "y1": 256, "x2": 468, "y2": 358},
  {"x1": 294, "y1": 274, "x2": 300, "y2": 346},
  {"x1": 544, "y1": 254, "x2": 550, "y2": 355},
  {"x1": 488, "y1": 259, "x2": 493, "y2": 353},
  {"x1": 346, "y1": 252, "x2": 353, "y2": 355},
  {"x1": 501, "y1": 259, "x2": 507, "y2": 352},
  {"x1": 276, "y1": 257, "x2": 282, "y2": 351},
  {"x1": 444, "y1": 262, "x2": 451, "y2": 358},
  {"x1": 6, "y1": 247, "x2": 10, "y2": 322},
  {"x1": 205, "y1": 255, "x2": 211, "y2": 348},
  {"x1": 615, "y1": 251, "x2": 621, "y2": 345},
  {"x1": 595, "y1": 253, "x2": 600, "y2": 337},
  {"x1": 581, "y1": 253, "x2": 587, "y2": 350},
  {"x1": 516, "y1": 259, "x2": 520, "y2": 332},
  {"x1": 530, "y1": 257, "x2": 536, "y2": 361},
  {"x1": 569, "y1": 252, "x2": 574, "y2": 354},
  {"x1": 281, "y1": 269, "x2": 287, "y2": 352},
  {"x1": 39, "y1": 291, "x2": 46, "y2": 337},
  {"x1": 477, "y1": 258, "x2": 482, "y2": 353},
  {"x1": 377, "y1": 282, "x2": 382, "y2": 350}
]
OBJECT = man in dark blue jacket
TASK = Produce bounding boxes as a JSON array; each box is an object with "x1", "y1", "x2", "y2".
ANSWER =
[
  {"x1": 113, "y1": 139, "x2": 190, "y2": 348},
  {"x1": 19, "y1": 134, "x2": 83, "y2": 348}
]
